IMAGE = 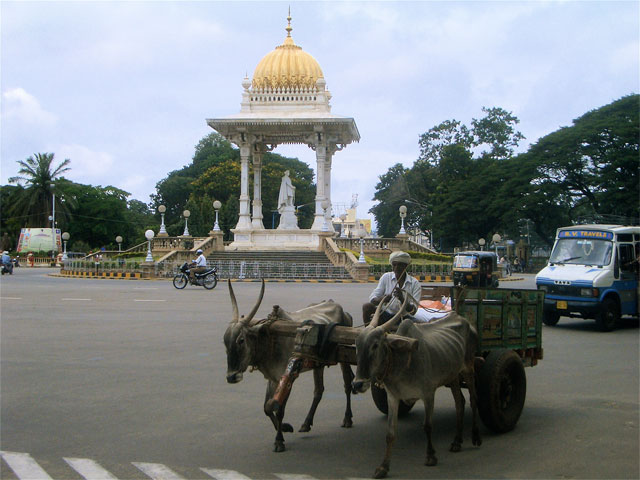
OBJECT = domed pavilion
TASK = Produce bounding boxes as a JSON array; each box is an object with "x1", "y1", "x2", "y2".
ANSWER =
[{"x1": 207, "y1": 13, "x2": 360, "y2": 249}]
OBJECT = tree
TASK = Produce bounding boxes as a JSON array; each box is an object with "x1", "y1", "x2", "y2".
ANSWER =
[
  {"x1": 526, "y1": 94, "x2": 639, "y2": 229},
  {"x1": 8, "y1": 153, "x2": 73, "y2": 228},
  {"x1": 377, "y1": 107, "x2": 525, "y2": 248},
  {"x1": 153, "y1": 133, "x2": 316, "y2": 239},
  {"x1": 369, "y1": 164, "x2": 410, "y2": 238}
]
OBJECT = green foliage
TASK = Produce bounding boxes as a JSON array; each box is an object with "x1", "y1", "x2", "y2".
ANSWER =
[
  {"x1": 372, "y1": 97, "x2": 639, "y2": 251},
  {"x1": 7, "y1": 153, "x2": 73, "y2": 228},
  {"x1": 152, "y1": 132, "x2": 316, "y2": 238}
]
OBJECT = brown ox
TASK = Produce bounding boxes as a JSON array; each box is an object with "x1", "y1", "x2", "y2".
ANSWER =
[
  {"x1": 223, "y1": 279, "x2": 355, "y2": 452},
  {"x1": 352, "y1": 297, "x2": 481, "y2": 478}
]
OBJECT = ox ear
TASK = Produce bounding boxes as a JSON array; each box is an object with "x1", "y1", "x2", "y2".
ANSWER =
[{"x1": 386, "y1": 334, "x2": 418, "y2": 352}]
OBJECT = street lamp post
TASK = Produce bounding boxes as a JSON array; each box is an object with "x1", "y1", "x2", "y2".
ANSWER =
[
  {"x1": 145, "y1": 230, "x2": 155, "y2": 262},
  {"x1": 213, "y1": 200, "x2": 222, "y2": 231},
  {"x1": 158, "y1": 205, "x2": 167, "y2": 235},
  {"x1": 398, "y1": 205, "x2": 407, "y2": 235},
  {"x1": 492, "y1": 233, "x2": 502, "y2": 256},
  {"x1": 116, "y1": 235, "x2": 123, "y2": 252},
  {"x1": 478, "y1": 238, "x2": 486, "y2": 251},
  {"x1": 182, "y1": 210, "x2": 191, "y2": 236},
  {"x1": 357, "y1": 229, "x2": 366, "y2": 263},
  {"x1": 61, "y1": 232, "x2": 70, "y2": 261}
]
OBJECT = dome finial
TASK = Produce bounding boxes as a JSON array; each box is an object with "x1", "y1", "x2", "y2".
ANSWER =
[{"x1": 286, "y1": 6, "x2": 292, "y2": 37}]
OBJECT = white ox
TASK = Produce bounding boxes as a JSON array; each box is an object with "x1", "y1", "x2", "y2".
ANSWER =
[
  {"x1": 352, "y1": 296, "x2": 481, "y2": 479},
  {"x1": 223, "y1": 279, "x2": 355, "y2": 452}
]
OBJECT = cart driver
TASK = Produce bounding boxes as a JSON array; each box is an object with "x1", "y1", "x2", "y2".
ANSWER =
[
  {"x1": 190, "y1": 249, "x2": 207, "y2": 282},
  {"x1": 362, "y1": 250, "x2": 422, "y2": 326}
]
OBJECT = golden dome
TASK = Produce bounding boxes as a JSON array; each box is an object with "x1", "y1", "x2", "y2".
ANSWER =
[{"x1": 252, "y1": 14, "x2": 324, "y2": 90}]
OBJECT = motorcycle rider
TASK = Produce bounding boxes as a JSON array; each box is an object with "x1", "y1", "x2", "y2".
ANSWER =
[
  {"x1": 2, "y1": 250, "x2": 14, "y2": 274},
  {"x1": 190, "y1": 249, "x2": 207, "y2": 283}
]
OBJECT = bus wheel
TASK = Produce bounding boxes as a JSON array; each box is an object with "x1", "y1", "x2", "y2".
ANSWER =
[
  {"x1": 595, "y1": 298, "x2": 619, "y2": 332},
  {"x1": 542, "y1": 311, "x2": 560, "y2": 326}
]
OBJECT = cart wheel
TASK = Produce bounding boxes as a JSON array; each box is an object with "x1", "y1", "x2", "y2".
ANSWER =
[
  {"x1": 371, "y1": 384, "x2": 415, "y2": 417},
  {"x1": 595, "y1": 297, "x2": 619, "y2": 332},
  {"x1": 477, "y1": 349, "x2": 526, "y2": 433},
  {"x1": 542, "y1": 311, "x2": 560, "y2": 326},
  {"x1": 173, "y1": 274, "x2": 188, "y2": 289}
]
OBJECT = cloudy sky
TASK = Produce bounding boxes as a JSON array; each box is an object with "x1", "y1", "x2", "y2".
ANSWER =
[{"x1": 2, "y1": 0, "x2": 638, "y2": 225}]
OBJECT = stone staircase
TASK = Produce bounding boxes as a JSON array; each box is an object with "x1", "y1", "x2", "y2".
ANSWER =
[{"x1": 206, "y1": 250, "x2": 352, "y2": 280}]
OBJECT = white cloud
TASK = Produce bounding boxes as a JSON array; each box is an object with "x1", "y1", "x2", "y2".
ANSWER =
[
  {"x1": 2, "y1": 88, "x2": 58, "y2": 126},
  {"x1": 55, "y1": 144, "x2": 114, "y2": 183}
]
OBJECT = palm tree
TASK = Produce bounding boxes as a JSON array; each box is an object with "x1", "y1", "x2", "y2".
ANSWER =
[{"x1": 8, "y1": 153, "x2": 72, "y2": 227}]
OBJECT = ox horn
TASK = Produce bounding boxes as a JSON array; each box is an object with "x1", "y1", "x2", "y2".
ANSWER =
[
  {"x1": 228, "y1": 279, "x2": 240, "y2": 323},
  {"x1": 240, "y1": 278, "x2": 265, "y2": 325},
  {"x1": 368, "y1": 294, "x2": 391, "y2": 328},
  {"x1": 380, "y1": 294, "x2": 410, "y2": 332}
]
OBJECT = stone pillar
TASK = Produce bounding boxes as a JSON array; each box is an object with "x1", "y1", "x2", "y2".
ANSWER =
[
  {"x1": 251, "y1": 145, "x2": 265, "y2": 229},
  {"x1": 311, "y1": 141, "x2": 327, "y2": 231},
  {"x1": 324, "y1": 151, "x2": 334, "y2": 232},
  {"x1": 235, "y1": 144, "x2": 252, "y2": 230}
]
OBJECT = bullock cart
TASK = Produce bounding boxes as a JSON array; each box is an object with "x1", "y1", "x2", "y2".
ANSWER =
[{"x1": 265, "y1": 286, "x2": 543, "y2": 434}]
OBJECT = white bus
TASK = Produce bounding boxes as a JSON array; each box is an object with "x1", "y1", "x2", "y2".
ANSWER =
[{"x1": 535, "y1": 224, "x2": 639, "y2": 331}]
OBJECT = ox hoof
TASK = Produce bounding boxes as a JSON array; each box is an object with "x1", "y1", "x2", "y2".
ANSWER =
[
  {"x1": 282, "y1": 423, "x2": 294, "y2": 433},
  {"x1": 373, "y1": 466, "x2": 388, "y2": 479},
  {"x1": 341, "y1": 417, "x2": 353, "y2": 428},
  {"x1": 450, "y1": 442, "x2": 461, "y2": 453},
  {"x1": 299, "y1": 424, "x2": 311, "y2": 433},
  {"x1": 472, "y1": 428, "x2": 482, "y2": 446},
  {"x1": 273, "y1": 442, "x2": 286, "y2": 453},
  {"x1": 425, "y1": 456, "x2": 438, "y2": 467}
]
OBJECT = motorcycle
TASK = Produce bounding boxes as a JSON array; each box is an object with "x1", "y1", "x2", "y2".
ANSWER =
[
  {"x1": 1, "y1": 262, "x2": 13, "y2": 275},
  {"x1": 173, "y1": 262, "x2": 218, "y2": 290}
]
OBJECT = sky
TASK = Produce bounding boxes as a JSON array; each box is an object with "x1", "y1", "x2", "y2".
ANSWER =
[{"x1": 2, "y1": 0, "x2": 638, "y2": 227}]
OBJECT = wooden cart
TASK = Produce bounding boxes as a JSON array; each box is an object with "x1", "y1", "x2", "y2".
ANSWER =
[{"x1": 266, "y1": 286, "x2": 544, "y2": 433}]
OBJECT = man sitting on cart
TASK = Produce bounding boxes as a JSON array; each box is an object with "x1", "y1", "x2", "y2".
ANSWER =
[{"x1": 362, "y1": 251, "x2": 422, "y2": 326}]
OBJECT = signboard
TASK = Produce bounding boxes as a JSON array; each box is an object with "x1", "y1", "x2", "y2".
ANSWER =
[
  {"x1": 558, "y1": 230, "x2": 614, "y2": 240},
  {"x1": 16, "y1": 228, "x2": 61, "y2": 253}
]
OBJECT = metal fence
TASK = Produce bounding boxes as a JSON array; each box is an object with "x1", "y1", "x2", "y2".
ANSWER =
[{"x1": 368, "y1": 263, "x2": 452, "y2": 277}]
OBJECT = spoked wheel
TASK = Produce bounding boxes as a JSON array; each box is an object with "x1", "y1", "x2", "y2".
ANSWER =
[
  {"x1": 203, "y1": 274, "x2": 218, "y2": 290},
  {"x1": 370, "y1": 384, "x2": 415, "y2": 417},
  {"x1": 173, "y1": 274, "x2": 188, "y2": 289}
]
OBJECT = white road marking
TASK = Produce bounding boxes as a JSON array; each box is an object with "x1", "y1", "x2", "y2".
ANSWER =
[
  {"x1": 134, "y1": 299, "x2": 166, "y2": 302},
  {"x1": 274, "y1": 475, "x2": 319, "y2": 480},
  {"x1": 0, "y1": 451, "x2": 53, "y2": 479},
  {"x1": 64, "y1": 457, "x2": 118, "y2": 479},
  {"x1": 62, "y1": 298, "x2": 91, "y2": 301},
  {"x1": 201, "y1": 468, "x2": 253, "y2": 480},
  {"x1": 0, "y1": 297, "x2": 22, "y2": 300},
  {"x1": 133, "y1": 462, "x2": 186, "y2": 479}
]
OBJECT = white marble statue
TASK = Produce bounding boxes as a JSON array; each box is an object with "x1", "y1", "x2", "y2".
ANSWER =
[{"x1": 277, "y1": 170, "x2": 299, "y2": 230}]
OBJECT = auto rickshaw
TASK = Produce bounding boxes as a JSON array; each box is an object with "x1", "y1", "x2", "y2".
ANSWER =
[{"x1": 453, "y1": 251, "x2": 500, "y2": 287}]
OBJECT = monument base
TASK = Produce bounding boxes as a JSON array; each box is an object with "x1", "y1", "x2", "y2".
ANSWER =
[{"x1": 229, "y1": 229, "x2": 333, "y2": 251}]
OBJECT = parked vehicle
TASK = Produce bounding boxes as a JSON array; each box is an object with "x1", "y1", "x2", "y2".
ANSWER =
[
  {"x1": 172, "y1": 262, "x2": 218, "y2": 290},
  {"x1": 453, "y1": 251, "x2": 500, "y2": 288},
  {"x1": 535, "y1": 224, "x2": 639, "y2": 331}
]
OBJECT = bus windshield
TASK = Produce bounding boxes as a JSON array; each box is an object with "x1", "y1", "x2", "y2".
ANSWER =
[{"x1": 549, "y1": 238, "x2": 613, "y2": 266}]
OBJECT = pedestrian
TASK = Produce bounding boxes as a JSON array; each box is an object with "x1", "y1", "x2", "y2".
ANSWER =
[{"x1": 361, "y1": 250, "x2": 421, "y2": 326}]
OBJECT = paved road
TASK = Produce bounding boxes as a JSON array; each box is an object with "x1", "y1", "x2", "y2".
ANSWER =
[{"x1": 1, "y1": 269, "x2": 638, "y2": 479}]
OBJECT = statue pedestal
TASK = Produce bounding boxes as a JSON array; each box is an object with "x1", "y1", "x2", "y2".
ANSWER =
[{"x1": 277, "y1": 205, "x2": 299, "y2": 230}]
